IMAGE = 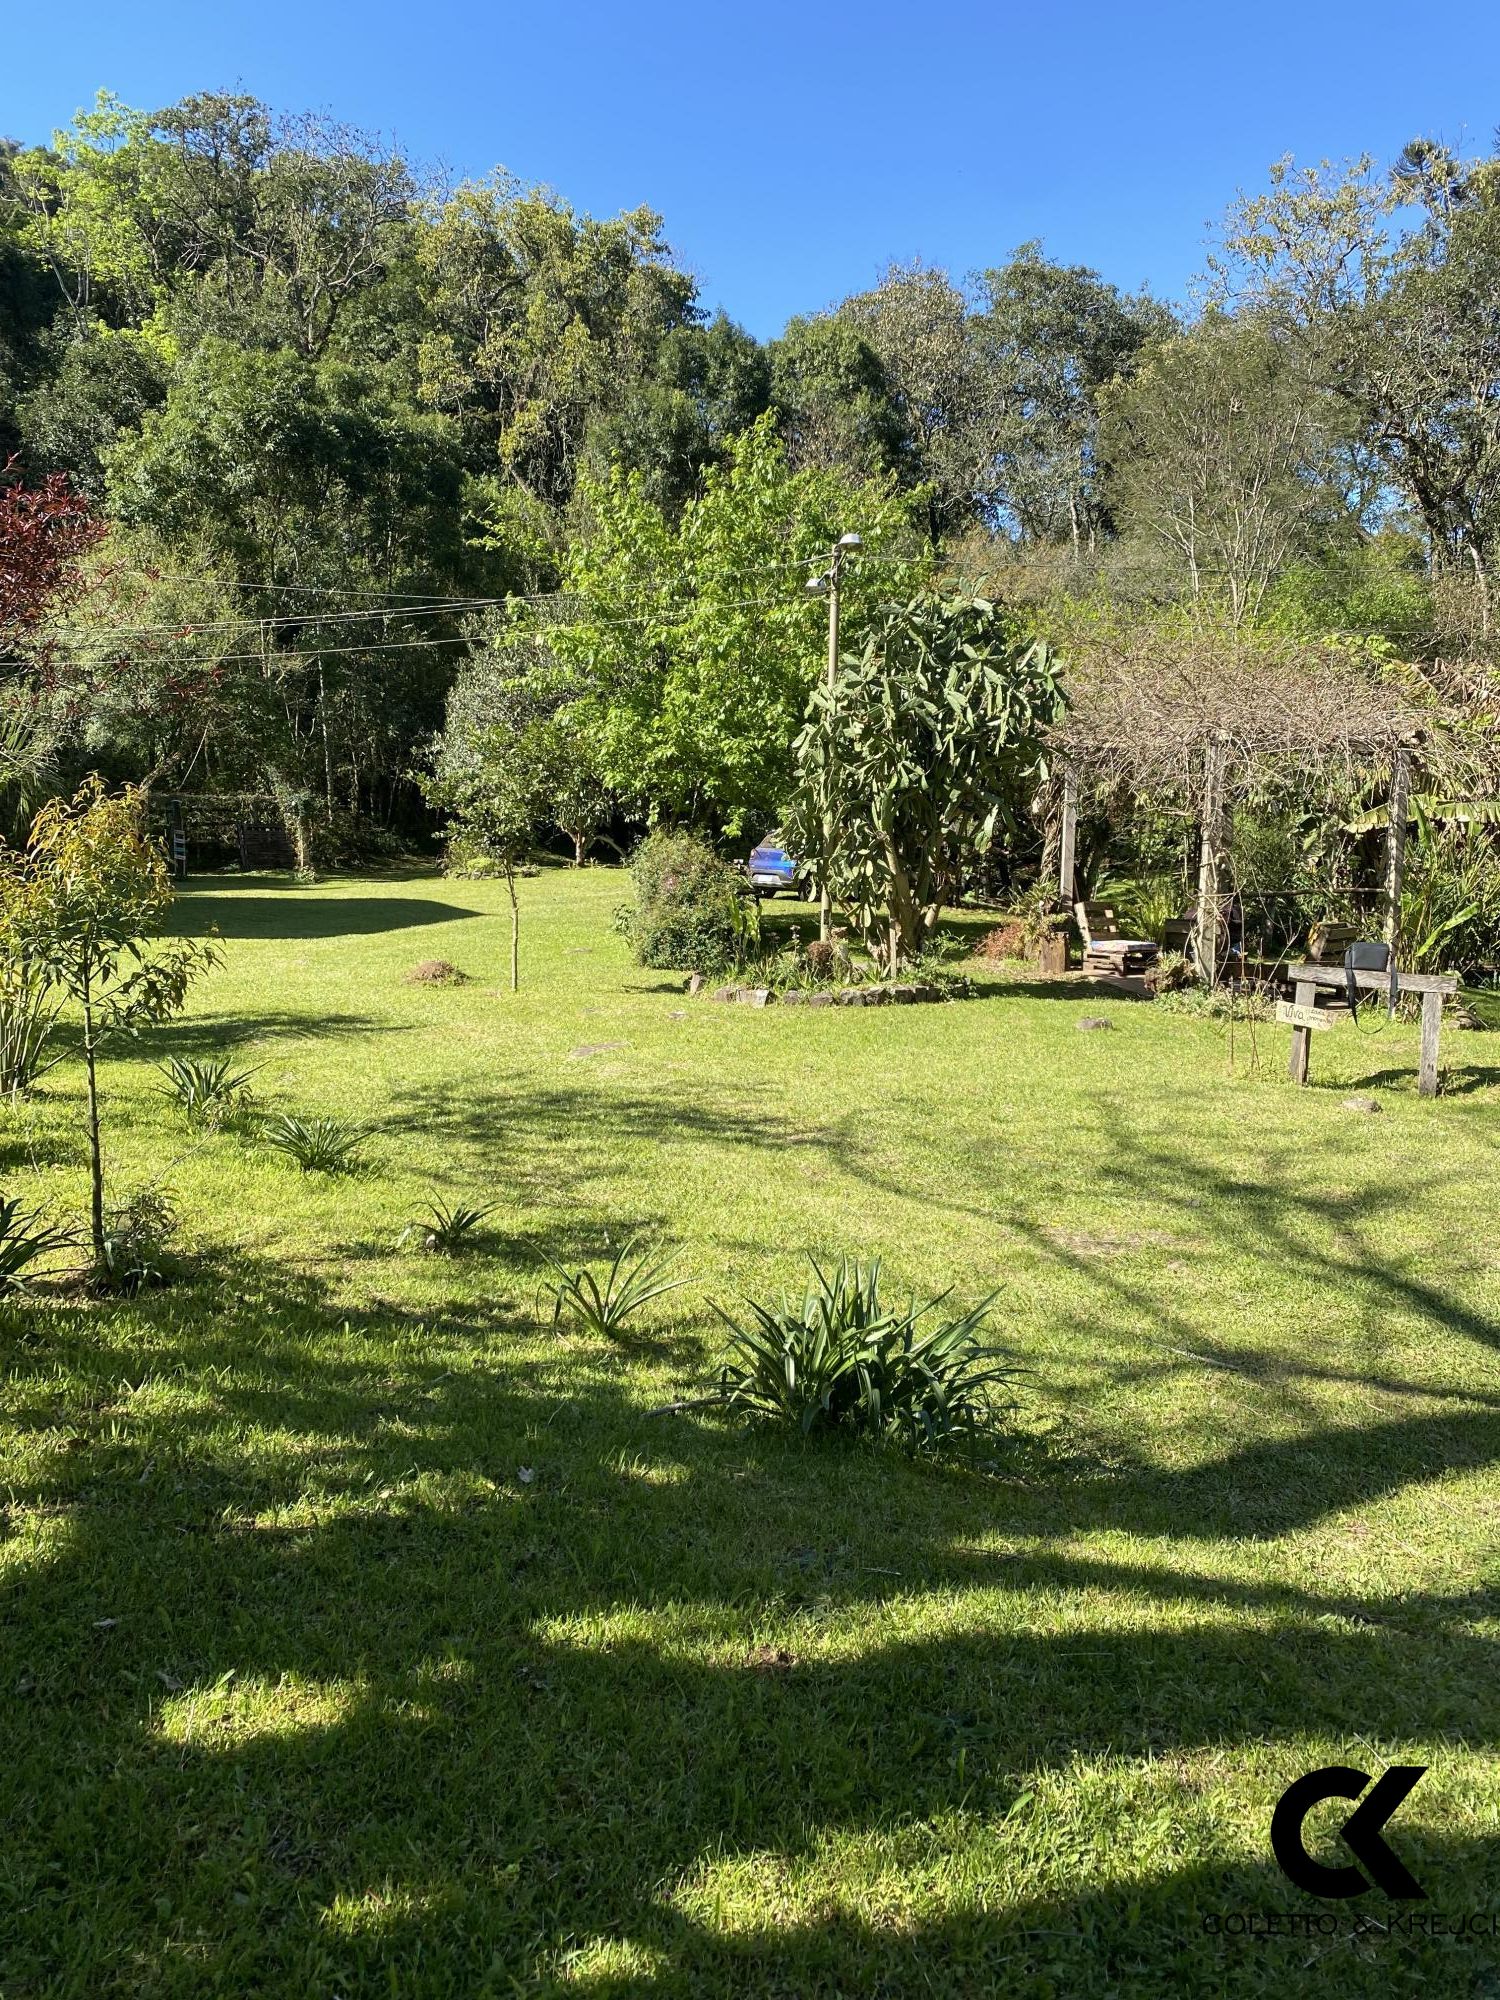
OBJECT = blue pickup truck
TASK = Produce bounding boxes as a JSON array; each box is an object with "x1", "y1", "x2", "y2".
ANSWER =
[{"x1": 747, "y1": 836, "x2": 806, "y2": 898}]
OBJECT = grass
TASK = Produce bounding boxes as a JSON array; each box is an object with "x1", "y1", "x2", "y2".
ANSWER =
[{"x1": 1, "y1": 865, "x2": 1497, "y2": 1997}]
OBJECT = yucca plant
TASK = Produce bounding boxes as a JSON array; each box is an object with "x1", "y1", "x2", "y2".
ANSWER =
[
  {"x1": 156, "y1": 1054, "x2": 264, "y2": 1129},
  {"x1": 707, "y1": 1256, "x2": 1016, "y2": 1455},
  {"x1": 545, "y1": 1238, "x2": 689, "y2": 1338},
  {"x1": 0, "y1": 1193, "x2": 75, "y2": 1290},
  {"x1": 260, "y1": 1112, "x2": 369, "y2": 1174},
  {"x1": 0, "y1": 958, "x2": 61, "y2": 1100},
  {"x1": 400, "y1": 1195, "x2": 497, "y2": 1253}
]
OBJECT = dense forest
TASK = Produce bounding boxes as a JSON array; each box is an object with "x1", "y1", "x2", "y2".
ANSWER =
[{"x1": 3, "y1": 92, "x2": 1499, "y2": 963}]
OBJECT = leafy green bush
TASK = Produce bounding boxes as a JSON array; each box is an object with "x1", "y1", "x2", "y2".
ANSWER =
[
  {"x1": 95, "y1": 1187, "x2": 177, "y2": 1295},
  {"x1": 261, "y1": 1113, "x2": 370, "y2": 1174},
  {"x1": 622, "y1": 829, "x2": 756, "y2": 972},
  {"x1": 706, "y1": 1256, "x2": 1016, "y2": 1455}
]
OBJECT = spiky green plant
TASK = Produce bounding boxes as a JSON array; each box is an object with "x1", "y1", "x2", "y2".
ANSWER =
[
  {"x1": 0, "y1": 1194, "x2": 75, "y2": 1290},
  {"x1": 545, "y1": 1238, "x2": 688, "y2": 1338},
  {"x1": 260, "y1": 1112, "x2": 369, "y2": 1175},
  {"x1": 707, "y1": 1256, "x2": 1016, "y2": 1455},
  {"x1": 401, "y1": 1195, "x2": 497, "y2": 1253},
  {"x1": 156, "y1": 1054, "x2": 264, "y2": 1129}
]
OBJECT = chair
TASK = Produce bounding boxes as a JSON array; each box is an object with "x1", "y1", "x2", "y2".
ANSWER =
[{"x1": 1074, "y1": 901, "x2": 1161, "y2": 977}]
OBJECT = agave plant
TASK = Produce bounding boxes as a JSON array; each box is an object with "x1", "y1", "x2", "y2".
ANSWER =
[
  {"x1": 157, "y1": 1054, "x2": 264, "y2": 1129},
  {"x1": 260, "y1": 1112, "x2": 369, "y2": 1175},
  {"x1": 707, "y1": 1256, "x2": 1016, "y2": 1455},
  {"x1": 400, "y1": 1195, "x2": 497, "y2": 1253},
  {"x1": 0, "y1": 1193, "x2": 75, "y2": 1291},
  {"x1": 545, "y1": 1238, "x2": 689, "y2": 1338}
]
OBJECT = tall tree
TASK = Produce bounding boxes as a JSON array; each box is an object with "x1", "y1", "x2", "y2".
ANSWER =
[{"x1": 976, "y1": 243, "x2": 1174, "y2": 554}]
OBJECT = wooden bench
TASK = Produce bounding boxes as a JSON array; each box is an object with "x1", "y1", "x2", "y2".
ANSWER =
[
  {"x1": 1075, "y1": 901, "x2": 1160, "y2": 977},
  {"x1": 1284, "y1": 962, "x2": 1459, "y2": 1098}
]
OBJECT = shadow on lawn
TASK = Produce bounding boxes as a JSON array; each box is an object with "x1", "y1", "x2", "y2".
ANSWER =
[
  {"x1": 171, "y1": 895, "x2": 482, "y2": 940},
  {"x1": 2, "y1": 1227, "x2": 1497, "y2": 1994}
]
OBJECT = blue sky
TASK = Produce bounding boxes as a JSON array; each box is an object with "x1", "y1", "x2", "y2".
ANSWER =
[{"x1": 7, "y1": 1, "x2": 1499, "y2": 336}]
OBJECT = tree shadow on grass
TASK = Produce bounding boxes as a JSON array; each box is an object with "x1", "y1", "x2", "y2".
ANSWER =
[
  {"x1": 3, "y1": 1187, "x2": 1498, "y2": 1996},
  {"x1": 171, "y1": 896, "x2": 483, "y2": 940}
]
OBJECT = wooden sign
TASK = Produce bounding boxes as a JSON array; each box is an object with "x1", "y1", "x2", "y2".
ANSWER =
[{"x1": 1276, "y1": 1000, "x2": 1332, "y2": 1031}]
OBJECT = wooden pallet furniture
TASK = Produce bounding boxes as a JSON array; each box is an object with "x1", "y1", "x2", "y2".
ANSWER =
[
  {"x1": 1284, "y1": 962, "x2": 1459, "y2": 1098},
  {"x1": 1074, "y1": 900, "x2": 1160, "y2": 977}
]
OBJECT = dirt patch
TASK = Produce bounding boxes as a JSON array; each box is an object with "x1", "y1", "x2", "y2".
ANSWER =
[{"x1": 404, "y1": 959, "x2": 469, "y2": 986}]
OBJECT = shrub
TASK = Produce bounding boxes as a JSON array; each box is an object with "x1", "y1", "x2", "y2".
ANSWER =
[
  {"x1": 706, "y1": 1256, "x2": 1017, "y2": 1455},
  {"x1": 401, "y1": 1196, "x2": 496, "y2": 1253},
  {"x1": 156, "y1": 1054, "x2": 262, "y2": 1130},
  {"x1": 261, "y1": 1112, "x2": 369, "y2": 1174},
  {"x1": 622, "y1": 829, "x2": 756, "y2": 972},
  {"x1": 545, "y1": 1238, "x2": 689, "y2": 1338},
  {"x1": 95, "y1": 1187, "x2": 177, "y2": 1295},
  {"x1": 0, "y1": 958, "x2": 61, "y2": 1100},
  {"x1": 0, "y1": 1194, "x2": 74, "y2": 1290}
]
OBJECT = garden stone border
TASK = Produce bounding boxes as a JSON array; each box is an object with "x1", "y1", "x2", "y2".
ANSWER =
[{"x1": 705, "y1": 981, "x2": 947, "y2": 1007}]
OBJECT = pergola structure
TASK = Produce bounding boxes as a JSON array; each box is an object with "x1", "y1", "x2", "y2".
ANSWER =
[{"x1": 1046, "y1": 625, "x2": 1438, "y2": 981}]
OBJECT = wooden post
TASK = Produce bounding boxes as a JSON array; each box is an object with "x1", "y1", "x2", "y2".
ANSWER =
[
  {"x1": 1288, "y1": 978, "x2": 1316, "y2": 1085},
  {"x1": 1058, "y1": 763, "x2": 1078, "y2": 910},
  {"x1": 1193, "y1": 741, "x2": 1227, "y2": 985},
  {"x1": 1384, "y1": 740, "x2": 1413, "y2": 954},
  {"x1": 1419, "y1": 988, "x2": 1443, "y2": 1098}
]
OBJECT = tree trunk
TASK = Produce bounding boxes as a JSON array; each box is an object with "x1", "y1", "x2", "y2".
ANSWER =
[
  {"x1": 506, "y1": 869, "x2": 519, "y2": 993},
  {"x1": 82, "y1": 983, "x2": 105, "y2": 1270},
  {"x1": 572, "y1": 829, "x2": 585, "y2": 867}
]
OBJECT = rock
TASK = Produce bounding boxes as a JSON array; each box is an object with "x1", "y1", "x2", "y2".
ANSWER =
[
  {"x1": 688, "y1": 972, "x2": 705, "y2": 997},
  {"x1": 779, "y1": 989, "x2": 807, "y2": 1006},
  {"x1": 1343, "y1": 1094, "x2": 1382, "y2": 1114},
  {"x1": 742, "y1": 988, "x2": 773, "y2": 1007},
  {"x1": 712, "y1": 986, "x2": 740, "y2": 1003},
  {"x1": 806, "y1": 991, "x2": 835, "y2": 1007},
  {"x1": 1078, "y1": 1016, "x2": 1114, "y2": 1031},
  {"x1": 889, "y1": 983, "x2": 920, "y2": 1004}
]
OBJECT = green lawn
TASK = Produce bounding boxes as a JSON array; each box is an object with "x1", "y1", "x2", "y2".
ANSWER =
[{"x1": 3, "y1": 867, "x2": 1498, "y2": 1998}]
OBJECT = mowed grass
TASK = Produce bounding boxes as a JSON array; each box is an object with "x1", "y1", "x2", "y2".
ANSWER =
[{"x1": 2, "y1": 866, "x2": 1498, "y2": 1998}]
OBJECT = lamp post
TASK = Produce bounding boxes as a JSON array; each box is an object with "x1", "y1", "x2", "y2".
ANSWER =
[{"x1": 806, "y1": 532, "x2": 862, "y2": 941}]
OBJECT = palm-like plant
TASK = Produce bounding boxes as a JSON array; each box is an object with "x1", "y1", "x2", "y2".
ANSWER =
[
  {"x1": 709, "y1": 1256, "x2": 1016, "y2": 1455},
  {"x1": 545, "y1": 1238, "x2": 688, "y2": 1338},
  {"x1": 260, "y1": 1112, "x2": 369, "y2": 1174},
  {"x1": 402, "y1": 1195, "x2": 497, "y2": 1253},
  {"x1": 156, "y1": 1054, "x2": 264, "y2": 1128},
  {"x1": 0, "y1": 1194, "x2": 75, "y2": 1290}
]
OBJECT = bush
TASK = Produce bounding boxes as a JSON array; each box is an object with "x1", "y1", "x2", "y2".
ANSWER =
[
  {"x1": 0, "y1": 959, "x2": 60, "y2": 1099},
  {"x1": 156, "y1": 1055, "x2": 262, "y2": 1130},
  {"x1": 622, "y1": 829, "x2": 756, "y2": 972},
  {"x1": 95, "y1": 1187, "x2": 177, "y2": 1295},
  {"x1": 706, "y1": 1256, "x2": 1017, "y2": 1456},
  {"x1": 261, "y1": 1113, "x2": 370, "y2": 1174}
]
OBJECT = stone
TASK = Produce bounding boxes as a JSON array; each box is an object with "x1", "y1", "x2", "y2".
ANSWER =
[
  {"x1": 836, "y1": 988, "x2": 870, "y2": 1006},
  {"x1": 1078, "y1": 1016, "x2": 1114, "y2": 1031},
  {"x1": 807, "y1": 991, "x2": 835, "y2": 1007},
  {"x1": 742, "y1": 987, "x2": 773, "y2": 1007},
  {"x1": 889, "y1": 983, "x2": 920, "y2": 1004},
  {"x1": 688, "y1": 972, "x2": 705, "y2": 997},
  {"x1": 712, "y1": 986, "x2": 740, "y2": 1003},
  {"x1": 1343, "y1": 1093, "x2": 1382, "y2": 1114},
  {"x1": 779, "y1": 989, "x2": 808, "y2": 1006}
]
